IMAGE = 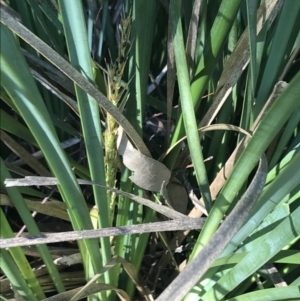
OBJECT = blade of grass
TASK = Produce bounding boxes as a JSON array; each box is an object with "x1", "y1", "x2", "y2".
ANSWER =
[
  {"x1": 0, "y1": 208, "x2": 45, "y2": 300},
  {"x1": 102, "y1": 2, "x2": 117, "y2": 62},
  {"x1": 0, "y1": 96, "x2": 89, "y2": 180},
  {"x1": 86, "y1": 0, "x2": 97, "y2": 53},
  {"x1": 0, "y1": 193, "x2": 69, "y2": 221},
  {"x1": 0, "y1": 159, "x2": 65, "y2": 293},
  {"x1": 126, "y1": 0, "x2": 156, "y2": 133},
  {"x1": 202, "y1": 203, "x2": 300, "y2": 300},
  {"x1": 225, "y1": 286, "x2": 300, "y2": 301},
  {"x1": 222, "y1": 144, "x2": 300, "y2": 257},
  {"x1": 187, "y1": 70, "x2": 300, "y2": 298},
  {"x1": 246, "y1": 0, "x2": 257, "y2": 95},
  {"x1": 26, "y1": 0, "x2": 63, "y2": 54},
  {"x1": 57, "y1": 0, "x2": 110, "y2": 251},
  {"x1": 238, "y1": 0, "x2": 258, "y2": 138},
  {"x1": 197, "y1": 0, "x2": 282, "y2": 133},
  {"x1": 190, "y1": 70, "x2": 300, "y2": 259},
  {"x1": 1, "y1": 22, "x2": 103, "y2": 278},
  {"x1": 0, "y1": 249, "x2": 39, "y2": 301},
  {"x1": 191, "y1": 0, "x2": 242, "y2": 105},
  {"x1": 0, "y1": 6, "x2": 151, "y2": 157},
  {"x1": 121, "y1": 1, "x2": 157, "y2": 296},
  {"x1": 57, "y1": 1, "x2": 114, "y2": 298},
  {"x1": 255, "y1": 0, "x2": 300, "y2": 116},
  {"x1": 200, "y1": 201, "x2": 291, "y2": 293},
  {"x1": 32, "y1": 0, "x2": 64, "y2": 33},
  {"x1": 266, "y1": 143, "x2": 299, "y2": 184},
  {"x1": 269, "y1": 107, "x2": 300, "y2": 168},
  {"x1": 209, "y1": 249, "x2": 300, "y2": 268},
  {"x1": 170, "y1": 0, "x2": 212, "y2": 211},
  {"x1": 236, "y1": 202, "x2": 290, "y2": 253},
  {"x1": 156, "y1": 155, "x2": 268, "y2": 301},
  {"x1": 0, "y1": 130, "x2": 52, "y2": 177},
  {"x1": 0, "y1": 109, "x2": 37, "y2": 145},
  {"x1": 165, "y1": 0, "x2": 242, "y2": 169}
]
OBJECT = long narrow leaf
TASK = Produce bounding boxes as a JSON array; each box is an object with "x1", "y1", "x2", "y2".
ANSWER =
[
  {"x1": 202, "y1": 204, "x2": 300, "y2": 300},
  {"x1": 170, "y1": 0, "x2": 212, "y2": 210},
  {"x1": 0, "y1": 22, "x2": 103, "y2": 275},
  {"x1": 58, "y1": 0, "x2": 112, "y2": 279},
  {"x1": 0, "y1": 159, "x2": 65, "y2": 293}
]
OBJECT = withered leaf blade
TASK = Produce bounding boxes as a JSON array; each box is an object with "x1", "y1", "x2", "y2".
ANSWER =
[
  {"x1": 117, "y1": 127, "x2": 171, "y2": 192},
  {"x1": 167, "y1": 179, "x2": 188, "y2": 214},
  {"x1": 4, "y1": 176, "x2": 188, "y2": 220}
]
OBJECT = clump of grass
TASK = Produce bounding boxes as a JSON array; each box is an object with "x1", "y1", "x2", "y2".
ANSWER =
[{"x1": 1, "y1": 1, "x2": 300, "y2": 301}]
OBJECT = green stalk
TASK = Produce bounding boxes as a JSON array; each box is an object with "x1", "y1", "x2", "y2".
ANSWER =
[
  {"x1": 170, "y1": 0, "x2": 212, "y2": 210},
  {"x1": 58, "y1": 1, "x2": 113, "y2": 298},
  {"x1": 116, "y1": 1, "x2": 157, "y2": 297},
  {"x1": 1, "y1": 20, "x2": 102, "y2": 290},
  {"x1": 0, "y1": 159, "x2": 65, "y2": 293},
  {"x1": 255, "y1": 0, "x2": 300, "y2": 116},
  {"x1": 0, "y1": 208, "x2": 45, "y2": 300},
  {"x1": 186, "y1": 71, "x2": 300, "y2": 297},
  {"x1": 165, "y1": 0, "x2": 242, "y2": 170},
  {"x1": 0, "y1": 249, "x2": 38, "y2": 301}
]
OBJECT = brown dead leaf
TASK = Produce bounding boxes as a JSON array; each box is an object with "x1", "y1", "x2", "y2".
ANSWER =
[
  {"x1": 117, "y1": 127, "x2": 171, "y2": 192},
  {"x1": 166, "y1": 179, "x2": 188, "y2": 214}
]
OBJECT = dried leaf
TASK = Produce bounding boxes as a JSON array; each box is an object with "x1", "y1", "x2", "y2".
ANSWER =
[
  {"x1": 167, "y1": 179, "x2": 188, "y2": 214},
  {"x1": 4, "y1": 177, "x2": 187, "y2": 220},
  {"x1": 117, "y1": 127, "x2": 171, "y2": 192}
]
